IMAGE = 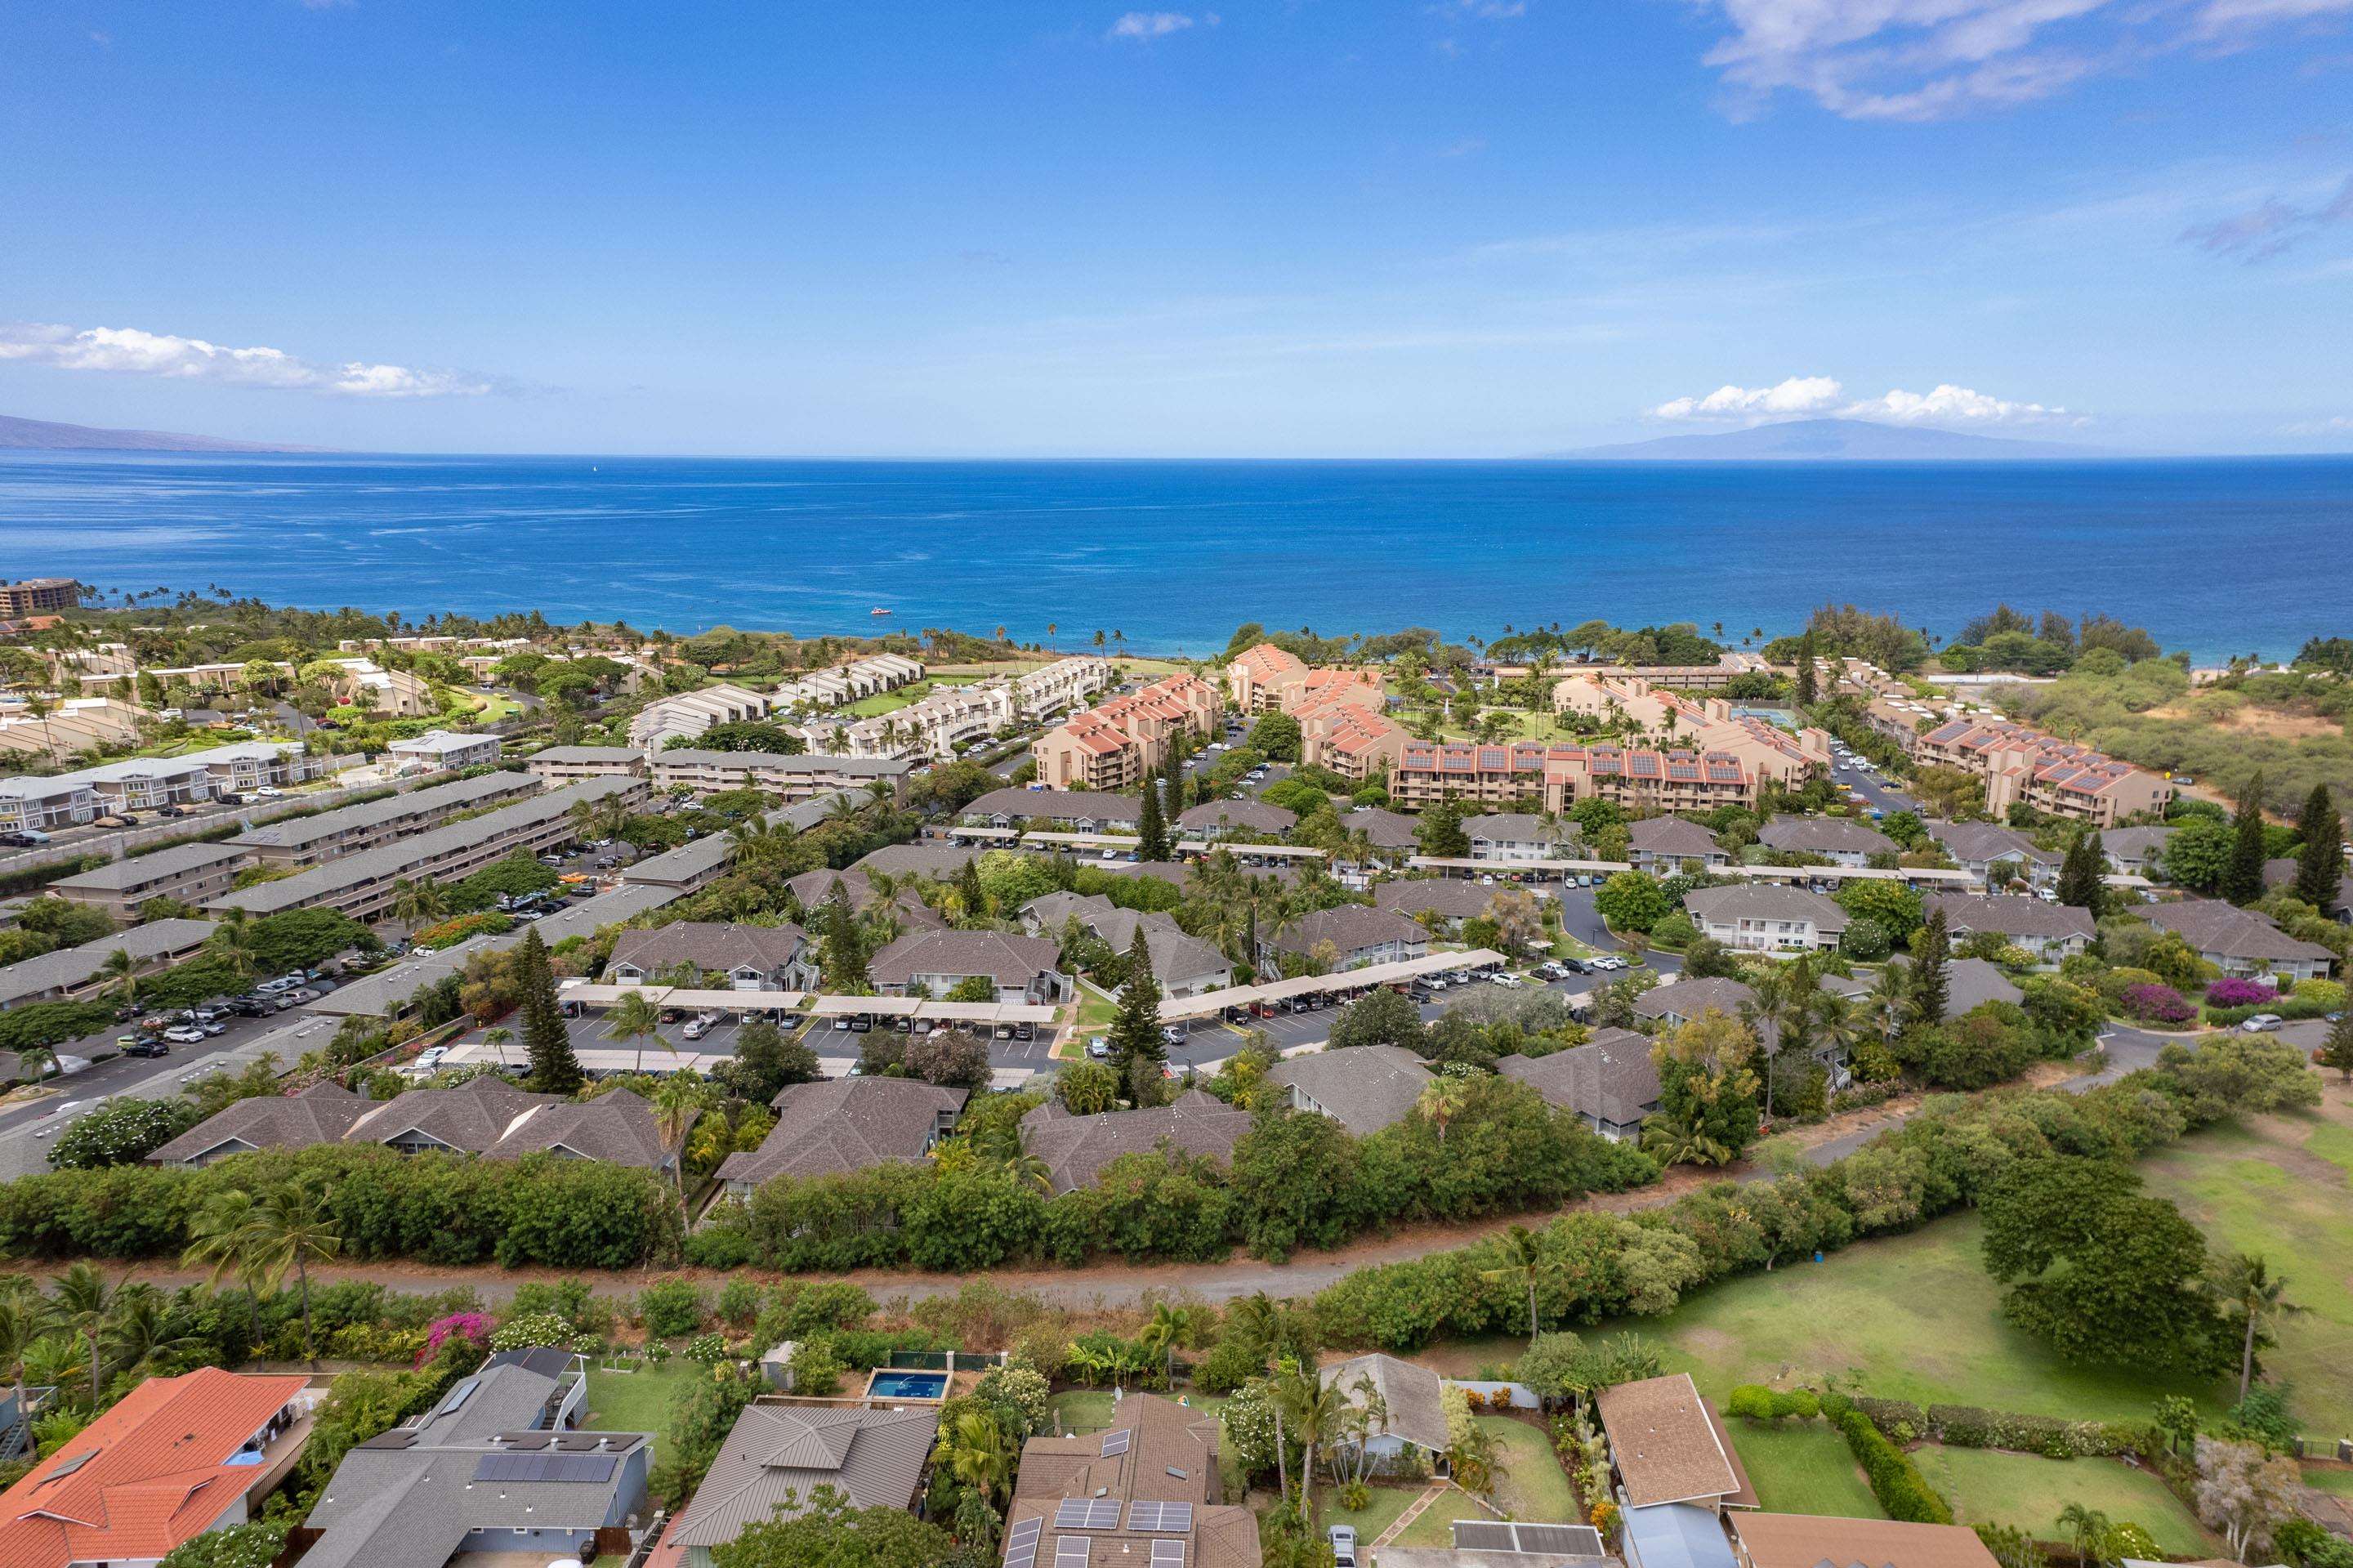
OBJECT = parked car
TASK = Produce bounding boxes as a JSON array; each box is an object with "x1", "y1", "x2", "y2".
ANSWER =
[
  {"x1": 415, "y1": 1046, "x2": 450, "y2": 1071},
  {"x1": 2241, "y1": 1013, "x2": 2284, "y2": 1033},
  {"x1": 1087, "y1": 1036, "x2": 1110, "y2": 1059},
  {"x1": 682, "y1": 1013, "x2": 715, "y2": 1041},
  {"x1": 1329, "y1": 1526, "x2": 1359, "y2": 1568},
  {"x1": 163, "y1": 1025, "x2": 207, "y2": 1044},
  {"x1": 119, "y1": 1036, "x2": 170, "y2": 1057}
]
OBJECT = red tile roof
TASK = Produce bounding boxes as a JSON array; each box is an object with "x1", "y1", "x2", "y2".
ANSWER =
[{"x1": 0, "y1": 1368, "x2": 310, "y2": 1568}]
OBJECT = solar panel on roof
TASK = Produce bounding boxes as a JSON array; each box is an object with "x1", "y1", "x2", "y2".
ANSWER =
[
  {"x1": 1005, "y1": 1517, "x2": 1043, "y2": 1568},
  {"x1": 1056, "y1": 1537, "x2": 1092, "y2": 1568},
  {"x1": 1151, "y1": 1542, "x2": 1186, "y2": 1568},
  {"x1": 1128, "y1": 1501, "x2": 1194, "y2": 1532},
  {"x1": 1054, "y1": 1499, "x2": 1123, "y2": 1529},
  {"x1": 1099, "y1": 1428, "x2": 1131, "y2": 1458},
  {"x1": 1453, "y1": 1521, "x2": 1517, "y2": 1551},
  {"x1": 1516, "y1": 1522, "x2": 1607, "y2": 1556},
  {"x1": 474, "y1": 1451, "x2": 618, "y2": 1484}
]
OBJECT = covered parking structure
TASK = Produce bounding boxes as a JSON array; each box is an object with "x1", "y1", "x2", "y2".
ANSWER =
[{"x1": 1159, "y1": 946, "x2": 1507, "y2": 1026}]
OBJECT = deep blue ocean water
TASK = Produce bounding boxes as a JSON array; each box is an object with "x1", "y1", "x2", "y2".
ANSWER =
[{"x1": 2, "y1": 452, "x2": 2347, "y2": 662}]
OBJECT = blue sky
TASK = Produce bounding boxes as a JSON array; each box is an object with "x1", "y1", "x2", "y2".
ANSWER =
[{"x1": 1, "y1": 0, "x2": 2348, "y2": 456}]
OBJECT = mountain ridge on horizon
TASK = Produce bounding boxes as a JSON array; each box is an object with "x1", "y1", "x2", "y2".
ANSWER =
[
  {"x1": 1551, "y1": 417, "x2": 2109, "y2": 462},
  {"x1": 0, "y1": 412, "x2": 333, "y2": 454}
]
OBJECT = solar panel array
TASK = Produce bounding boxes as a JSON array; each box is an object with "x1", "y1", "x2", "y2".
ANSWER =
[
  {"x1": 472, "y1": 1451, "x2": 618, "y2": 1485},
  {"x1": 1127, "y1": 1501, "x2": 1194, "y2": 1533},
  {"x1": 1056, "y1": 1537, "x2": 1092, "y2": 1568},
  {"x1": 1451, "y1": 1520, "x2": 1607, "y2": 1557},
  {"x1": 1151, "y1": 1542, "x2": 1186, "y2": 1568},
  {"x1": 1054, "y1": 1499, "x2": 1123, "y2": 1530},
  {"x1": 1003, "y1": 1517, "x2": 1043, "y2": 1568},
  {"x1": 1100, "y1": 1428, "x2": 1131, "y2": 1457}
]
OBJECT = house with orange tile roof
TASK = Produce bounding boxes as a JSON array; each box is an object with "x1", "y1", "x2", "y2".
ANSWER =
[
  {"x1": 0, "y1": 1366, "x2": 314, "y2": 1568},
  {"x1": 1032, "y1": 672, "x2": 1221, "y2": 790}
]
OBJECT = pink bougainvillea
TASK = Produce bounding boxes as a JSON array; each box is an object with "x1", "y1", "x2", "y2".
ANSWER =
[
  {"x1": 2203, "y1": 978, "x2": 2272, "y2": 1009},
  {"x1": 420, "y1": 1311, "x2": 492, "y2": 1365},
  {"x1": 2120, "y1": 982, "x2": 2194, "y2": 1025}
]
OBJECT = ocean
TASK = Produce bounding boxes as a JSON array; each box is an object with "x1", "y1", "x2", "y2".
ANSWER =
[{"x1": 3, "y1": 452, "x2": 2347, "y2": 663}]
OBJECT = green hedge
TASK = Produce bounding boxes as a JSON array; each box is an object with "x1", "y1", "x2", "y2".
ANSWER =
[
  {"x1": 1838, "y1": 1408, "x2": 1953, "y2": 1524},
  {"x1": 2203, "y1": 997, "x2": 2334, "y2": 1027}
]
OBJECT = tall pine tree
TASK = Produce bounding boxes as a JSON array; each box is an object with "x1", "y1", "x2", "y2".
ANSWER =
[
  {"x1": 1136, "y1": 777, "x2": 1170, "y2": 862},
  {"x1": 820, "y1": 882, "x2": 868, "y2": 990},
  {"x1": 2292, "y1": 784, "x2": 2343, "y2": 909},
  {"x1": 2222, "y1": 771, "x2": 2268, "y2": 906},
  {"x1": 1908, "y1": 905, "x2": 1950, "y2": 1030},
  {"x1": 1105, "y1": 927, "x2": 1166, "y2": 1101},
  {"x1": 1793, "y1": 628, "x2": 1819, "y2": 708},
  {"x1": 515, "y1": 926, "x2": 583, "y2": 1094},
  {"x1": 2056, "y1": 829, "x2": 2108, "y2": 919}
]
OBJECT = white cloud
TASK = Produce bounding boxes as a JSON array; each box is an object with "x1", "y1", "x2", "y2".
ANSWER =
[
  {"x1": 0, "y1": 321, "x2": 491, "y2": 398},
  {"x1": 1653, "y1": 374, "x2": 1844, "y2": 419},
  {"x1": 1652, "y1": 373, "x2": 2081, "y2": 427},
  {"x1": 1108, "y1": 11, "x2": 1194, "y2": 39},
  {"x1": 1689, "y1": 0, "x2": 2352, "y2": 121}
]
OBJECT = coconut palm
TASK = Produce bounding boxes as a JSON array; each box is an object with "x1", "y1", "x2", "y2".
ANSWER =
[
  {"x1": 390, "y1": 877, "x2": 447, "y2": 930},
  {"x1": 609, "y1": 988, "x2": 666, "y2": 1076},
  {"x1": 2212, "y1": 1252, "x2": 2305, "y2": 1403},
  {"x1": 234, "y1": 1176, "x2": 343, "y2": 1365},
  {"x1": 2058, "y1": 1503, "x2": 2114, "y2": 1567},
  {"x1": 0, "y1": 1286, "x2": 55, "y2": 1425},
  {"x1": 99, "y1": 1284, "x2": 199, "y2": 1378},
  {"x1": 726, "y1": 815, "x2": 788, "y2": 869},
  {"x1": 49, "y1": 1262, "x2": 120, "y2": 1407},
  {"x1": 1274, "y1": 1361, "x2": 1347, "y2": 1513},
  {"x1": 946, "y1": 1409, "x2": 1016, "y2": 1508},
  {"x1": 1137, "y1": 1302, "x2": 1203, "y2": 1387},
  {"x1": 1415, "y1": 1073, "x2": 1475, "y2": 1145},
  {"x1": 482, "y1": 1025, "x2": 515, "y2": 1067},
  {"x1": 95, "y1": 948, "x2": 142, "y2": 1014},
  {"x1": 182, "y1": 1186, "x2": 275, "y2": 1343},
  {"x1": 14, "y1": 1043, "x2": 60, "y2": 1083},
  {"x1": 205, "y1": 907, "x2": 260, "y2": 984},
  {"x1": 1479, "y1": 1224, "x2": 1553, "y2": 1345}
]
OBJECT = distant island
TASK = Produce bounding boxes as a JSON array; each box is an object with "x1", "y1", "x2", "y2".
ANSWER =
[
  {"x1": 1556, "y1": 417, "x2": 2101, "y2": 462},
  {"x1": 0, "y1": 412, "x2": 327, "y2": 453}
]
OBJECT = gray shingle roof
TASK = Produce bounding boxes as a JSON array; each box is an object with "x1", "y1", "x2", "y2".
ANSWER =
[
  {"x1": 2146, "y1": 900, "x2": 2338, "y2": 963},
  {"x1": 717, "y1": 1077, "x2": 967, "y2": 1186},
  {"x1": 1269, "y1": 904, "x2": 1428, "y2": 957},
  {"x1": 1632, "y1": 975, "x2": 1761, "y2": 1021},
  {"x1": 1497, "y1": 1026, "x2": 1661, "y2": 1126},
  {"x1": 671, "y1": 1404, "x2": 937, "y2": 1548},
  {"x1": 1682, "y1": 884, "x2": 1848, "y2": 931},
  {"x1": 1926, "y1": 820, "x2": 2056, "y2": 866},
  {"x1": 965, "y1": 787, "x2": 1141, "y2": 824},
  {"x1": 1178, "y1": 799, "x2": 1298, "y2": 833},
  {"x1": 607, "y1": 921, "x2": 804, "y2": 980},
  {"x1": 1267, "y1": 1043, "x2": 1434, "y2": 1133},
  {"x1": 1322, "y1": 1353, "x2": 1450, "y2": 1453},
  {"x1": 2099, "y1": 825, "x2": 2176, "y2": 864},
  {"x1": 1465, "y1": 812, "x2": 1567, "y2": 845},
  {"x1": 149, "y1": 1081, "x2": 369, "y2": 1164},
  {"x1": 344, "y1": 1074, "x2": 563, "y2": 1155},
  {"x1": 491, "y1": 1086, "x2": 672, "y2": 1168},
  {"x1": 1018, "y1": 1090, "x2": 1252, "y2": 1195},
  {"x1": 852, "y1": 841, "x2": 983, "y2": 880},
  {"x1": 229, "y1": 770, "x2": 538, "y2": 851},
  {"x1": 48, "y1": 841, "x2": 248, "y2": 891},
  {"x1": 867, "y1": 928, "x2": 1062, "y2": 989},
  {"x1": 1373, "y1": 878, "x2": 1498, "y2": 921},
  {"x1": 1628, "y1": 815, "x2": 1722, "y2": 860},
  {"x1": 1758, "y1": 815, "x2": 1899, "y2": 856},
  {"x1": 0, "y1": 917, "x2": 216, "y2": 1008},
  {"x1": 1341, "y1": 806, "x2": 1419, "y2": 850},
  {"x1": 1927, "y1": 892, "x2": 2093, "y2": 941}
]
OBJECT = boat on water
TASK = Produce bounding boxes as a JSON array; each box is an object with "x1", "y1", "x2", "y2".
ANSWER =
[{"x1": 868, "y1": 606, "x2": 891, "y2": 616}]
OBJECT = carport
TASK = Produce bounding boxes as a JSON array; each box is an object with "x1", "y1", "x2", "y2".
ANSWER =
[
  {"x1": 1159, "y1": 947, "x2": 1507, "y2": 1025},
  {"x1": 1020, "y1": 831, "x2": 1141, "y2": 852},
  {"x1": 555, "y1": 981, "x2": 806, "y2": 1015},
  {"x1": 944, "y1": 824, "x2": 1021, "y2": 845},
  {"x1": 1409, "y1": 854, "x2": 1630, "y2": 879}
]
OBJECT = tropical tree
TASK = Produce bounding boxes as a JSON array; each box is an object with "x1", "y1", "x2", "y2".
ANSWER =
[
  {"x1": 182, "y1": 1188, "x2": 271, "y2": 1342},
  {"x1": 946, "y1": 1409, "x2": 1016, "y2": 1508},
  {"x1": 2057, "y1": 1503, "x2": 2114, "y2": 1568},
  {"x1": 609, "y1": 988, "x2": 666, "y2": 1076},
  {"x1": 1138, "y1": 1302, "x2": 1204, "y2": 1386},
  {"x1": 481, "y1": 1025, "x2": 514, "y2": 1067},
  {"x1": 99, "y1": 1284, "x2": 199, "y2": 1378},
  {"x1": 50, "y1": 1262, "x2": 119, "y2": 1407},
  {"x1": 234, "y1": 1176, "x2": 344, "y2": 1363},
  {"x1": 390, "y1": 878, "x2": 448, "y2": 930},
  {"x1": 1479, "y1": 1224, "x2": 1554, "y2": 1345},
  {"x1": 95, "y1": 948, "x2": 142, "y2": 1013},
  {"x1": 1273, "y1": 1361, "x2": 1347, "y2": 1514},
  {"x1": 2211, "y1": 1253, "x2": 2305, "y2": 1404},
  {"x1": 0, "y1": 1284, "x2": 55, "y2": 1423}
]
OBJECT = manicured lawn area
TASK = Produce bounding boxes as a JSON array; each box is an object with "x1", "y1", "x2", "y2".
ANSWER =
[
  {"x1": 1320, "y1": 1481, "x2": 1422, "y2": 1544},
  {"x1": 2300, "y1": 1466, "x2": 2353, "y2": 1497},
  {"x1": 1914, "y1": 1446, "x2": 2213, "y2": 1556},
  {"x1": 1047, "y1": 1388, "x2": 1224, "y2": 1436},
  {"x1": 1397, "y1": 1417, "x2": 1578, "y2": 1543},
  {"x1": 1731, "y1": 1421, "x2": 1882, "y2": 1518},
  {"x1": 583, "y1": 1362, "x2": 697, "y2": 1432},
  {"x1": 2136, "y1": 1092, "x2": 2353, "y2": 1421},
  {"x1": 844, "y1": 685, "x2": 922, "y2": 717}
]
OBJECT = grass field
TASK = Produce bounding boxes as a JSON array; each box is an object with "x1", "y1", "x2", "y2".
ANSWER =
[
  {"x1": 1047, "y1": 1388, "x2": 1226, "y2": 1434},
  {"x1": 2301, "y1": 1466, "x2": 2353, "y2": 1496},
  {"x1": 1395, "y1": 1417, "x2": 1580, "y2": 1543},
  {"x1": 1733, "y1": 1421, "x2": 1882, "y2": 1517},
  {"x1": 583, "y1": 1362, "x2": 696, "y2": 1432},
  {"x1": 1915, "y1": 1446, "x2": 2212, "y2": 1555},
  {"x1": 1320, "y1": 1481, "x2": 1423, "y2": 1544}
]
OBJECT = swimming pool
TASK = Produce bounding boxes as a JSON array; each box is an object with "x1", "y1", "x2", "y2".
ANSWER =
[{"x1": 864, "y1": 1369, "x2": 950, "y2": 1400}]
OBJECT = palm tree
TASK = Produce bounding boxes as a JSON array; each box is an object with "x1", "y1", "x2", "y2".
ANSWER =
[
  {"x1": 95, "y1": 948, "x2": 141, "y2": 1015},
  {"x1": 482, "y1": 1025, "x2": 515, "y2": 1067},
  {"x1": 1138, "y1": 1302, "x2": 1202, "y2": 1387},
  {"x1": 2212, "y1": 1253, "x2": 2304, "y2": 1403},
  {"x1": 947, "y1": 1409, "x2": 1015, "y2": 1508},
  {"x1": 726, "y1": 815, "x2": 787, "y2": 869},
  {"x1": 99, "y1": 1284, "x2": 199, "y2": 1378},
  {"x1": 0, "y1": 1285, "x2": 55, "y2": 1427},
  {"x1": 183, "y1": 1187, "x2": 271, "y2": 1343},
  {"x1": 1479, "y1": 1224, "x2": 1552, "y2": 1345},
  {"x1": 391, "y1": 877, "x2": 447, "y2": 930},
  {"x1": 1416, "y1": 1074, "x2": 1474, "y2": 1145},
  {"x1": 14, "y1": 1043, "x2": 60, "y2": 1084},
  {"x1": 50, "y1": 1262, "x2": 119, "y2": 1407},
  {"x1": 2057, "y1": 1503, "x2": 2114, "y2": 1567},
  {"x1": 609, "y1": 989, "x2": 665, "y2": 1076},
  {"x1": 237, "y1": 1176, "x2": 343, "y2": 1364},
  {"x1": 205, "y1": 907, "x2": 260, "y2": 985},
  {"x1": 1274, "y1": 1362, "x2": 1346, "y2": 1514}
]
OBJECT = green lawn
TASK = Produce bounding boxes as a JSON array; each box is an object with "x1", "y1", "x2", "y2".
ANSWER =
[
  {"x1": 1322, "y1": 1481, "x2": 1423, "y2": 1544},
  {"x1": 2300, "y1": 1466, "x2": 2353, "y2": 1497},
  {"x1": 1047, "y1": 1388, "x2": 1225, "y2": 1436},
  {"x1": 1397, "y1": 1417, "x2": 1578, "y2": 1544},
  {"x1": 1732, "y1": 1421, "x2": 1882, "y2": 1517},
  {"x1": 2136, "y1": 1095, "x2": 2353, "y2": 1420},
  {"x1": 583, "y1": 1363, "x2": 698, "y2": 1432},
  {"x1": 844, "y1": 685, "x2": 924, "y2": 717},
  {"x1": 1914, "y1": 1446, "x2": 2213, "y2": 1556}
]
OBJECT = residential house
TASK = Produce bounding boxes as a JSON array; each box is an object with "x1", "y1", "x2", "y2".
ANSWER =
[
  {"x1": 1007, "y1": 1393, "x2": 1260, "y2": 1568},
  {"x1": 1320, "y1": 1353, "x2": 1450, "y2": 1475},
  {"x1": 1632, "y1": 976, "x2": 1761, "y2": 1030},
  {"x1": 867, "y1": 929, "x2": 1069, "y2": 1002},
  {"x1": 0, "y1": 774, "x2": 101, "y2": 833},
  {"x1": 963, "y1": 787, "x2": 1142, "y2": 833},
  {"x1": 1924, "y1": 892, "x2": 2094, "y2": 966},
  {"x1": 386, "y1": 729, "x2": 503, "y2": 774},
  {"x1": 771, "y1": 652, "x2": 926, "y2": 711},
  {"x1": 1757, "y1": 815, "x2": 1897, "y2": 867},
  {"x1": 2100, "y1": 824, "x2": 2176, "y2": 877},
  {"x1": 0, "y1": 1368, "x2": 314, "y2": 1568},
  {"x1": 1681, "y1": 887, "x2": 1847, "y2": 955},
  {"x1": 852, "y1": 841, "x2": 984, "y2": 881},
  {"x1": 1014, "y1": 654, "x2": 1116, "y2": 717},
  {"x1": 48, "y1": 840, "x2": 248, "y2": 918},
  {"x1": 1925, "y1": 820, "x2": 2058, "y2": 888},
  {"x1": 716, "y1": 1077, "x2": 967, "y2": 1198},
  {"x1": 1916, "y1": 717, "x2": 2172, "y2": 829},
  {"x1": 1258, "y1": 904, "x2": 1430, "y2": 972},
  {"x1": 1266, "y1": 1043, "x2": 1435, "y2": 1134},
  {"x1": 1822, "y1": 957, "x2": 2020, "y2": 1024},
  {"x1": 338, "y1": 1074, "x2": 677, "y2": 1171},
  {"x1": 1497, "y1": 1027, "x2": 1661, "y2": 1140},
  {"x1": 1466, "y1": 811, "x2": 1574, "y2": 864},
  {"x1": 525, "y1": 744, "x2": 650, "y2": 785},
  {"x1": 1374, "y1": 877, "x2": 1503, "y2": 930},
  {"x1": 666, "y1": 1404, "x2": 938, "y2": 1568},
  {"x1": 2263, "y1": 857, "x2": 2353, "y2": 921},
  {"x1": 2145, "y1": 900, "x2": 2338, "y2": 982},
  {"x1": 1177, "y1": 798, "x2": 1297, "y2": 839},
  {"x1": 787, "y1": 866, "x2": 947, "y2": 930},
  {"x1": 1594, "y1": 1372, "x2": 1755, "y2": 1511},
  {"x1": 0, "y1": 695, "x2": 145, "y2": 764},
  {"x1": 607, "y1": 921, "x2": 813, "y2": 989},
  {"x1": 1627, "y1": 815, "x2": 1730, "y2": 873},
  {"x1": 1017, "y1": 1091, "x2": 1252, "y2": 1194},
  {"x1": 1732, "y1": 1512, "x2": 2002, "y2": 1568},
  {"x1": 301, "y1": 1348, "x2": 650, "y2": 1568},
  {"x1": 149, "y1": 1082, "x2": 372, "y2": 1167},
  {"x1": 1341, "y1": 806, "x2": 1420, "y2": 855}
]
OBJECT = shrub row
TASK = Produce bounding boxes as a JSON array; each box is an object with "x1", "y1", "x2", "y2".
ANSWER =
[
  {"x1": 1726, "y1": 1385, "x2": 1820, "y2": 1421},
  {"x1": 1836, "y1": 1406, "x2": 1954, "y2": 1524}
]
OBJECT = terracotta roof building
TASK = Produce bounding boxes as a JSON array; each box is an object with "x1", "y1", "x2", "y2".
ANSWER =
[{"x1": 1732, "y1": 1512, "x2": 2002, "y2": 1568}]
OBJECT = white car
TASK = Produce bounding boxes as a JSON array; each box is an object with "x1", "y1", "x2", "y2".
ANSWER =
[
  {"x1": 414, "y1": 1045, "x2": 450, "y2": 1070},
  {"x1": 2240, "y1": 1014, "x2": 2283, "y2": 1033},
  {"x1": 163, "y1": 1025, "x2": 206, "y2": 1044},
  {"x1": 1491, "y1": 973, "x2": 1525, "y2": 988},
  {"x1": 255, "y1": 785, "x2": 284, "y2": 797}
]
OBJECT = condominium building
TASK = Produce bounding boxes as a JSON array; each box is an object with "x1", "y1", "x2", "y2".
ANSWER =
[
  {"x1": 1388, "y1": 739, "x2": 1550, "y2": 810},
  {"x1": 1302, "y1": 702, "x2": 1408, "y2": 783},
  {"x1": 811, "y1": 678, "x2": 1013, "y2": 759},
  {"x1": 208, "y1": 776, "x2": 645, "y2": 922},
  {"x1": 0, "y1": 577, "x2": 82, "y2": 616},
  {"x1": 0, "y1": 775, "x2": 100, "y2": 833},
  {"x1": 385, "y1": 729, "x2": 503, "y2": 773},
  {"x1": 1917, "y1": 717, "x2": 2172, "y2": 828},
  {"x1": 1013, "y1": 654, "x2": 1114, "y2": 717},
  {"x1": 1387, "y1": 739, "x2": 1757, "y2": 815},
  {"x1": 1031, "y1": 672, "x2": 1221, "y2": 791},
  {"x1": 50, "y1": 841, "x2": 251, "y2": 919},
  {"x1": 0, "y1": 697, "x2": 146, "y2": 763},
  {"x1": 1225, "y1": 641, "x2": 1382, "y2": 715},
  {"x1": 772, "y1": 652, "x2": 926, "y2": 711},
  {"x1": 231, "y1": 770, "x2": 544, "y2": 868},
  {"x1": 524, "y1": 745, "x2": 651, "y2": 785},
  {"x1": 320, "y1": 655, "x2": 436, "y2": 717},
  {"x1": 626, "y1": 683, "x2": 773, "y2": 749},
  {"x1": 16, "y1": 741, "x2": 343, "y2": 816},
  {"x1": 0, "y1": 918, "x2": 219, "y2": 1010},
  {"x1": 650, "y1": 748, "x2": 909, "y2": 799},
  {"x1": 1552, "y1": 672, "x2": 1833, "y2": 787}
]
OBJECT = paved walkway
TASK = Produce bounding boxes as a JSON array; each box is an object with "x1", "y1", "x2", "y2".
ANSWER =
[{"x1": 1374, "y1": 1482, "x2": 1454, "y2": 1548}]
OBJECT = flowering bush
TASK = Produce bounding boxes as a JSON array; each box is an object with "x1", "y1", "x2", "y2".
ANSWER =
[
  {"x1": 418, "y1": 1312, "x2": 492, "y2": 1365},
  {"x1": 489, "y1": 1312, "x2": 578, "y2": 1352},
  {"x1": 412, "y1": 911, "x2": 514, "y2": 950},
  {"x1": 2119, "y1": 982, "x2": 2194, "y2": 1025},
  {"x1": 685, "y1": 1332, "x2": 730, "y2": 1365},
  {"x1": 2205, "y1": 978, "x2": 2273, "y2": 1009}
]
